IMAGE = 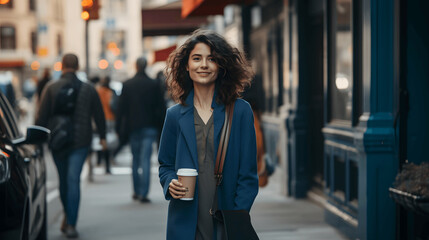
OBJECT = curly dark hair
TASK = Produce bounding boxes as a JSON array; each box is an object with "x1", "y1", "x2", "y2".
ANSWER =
[{"x1": 165, "y1": 29, "x2": 253, "y2": 106}]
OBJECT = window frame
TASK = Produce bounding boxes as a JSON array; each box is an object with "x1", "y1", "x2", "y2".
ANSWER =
[
  {"x1": 327, "y1": 0, "x2": 362, "y2": 126},
  {"x1": 0, "y1": 25, "x2": 16, "y2": 50}
]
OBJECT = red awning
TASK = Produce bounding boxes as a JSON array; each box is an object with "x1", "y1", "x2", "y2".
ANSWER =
[
  {"x1": 0, "y1": 60, "x2": 25, "y2": 68},
  {"x1": 142, "y1": 1, "x2": 208, "y2": 37},
  {"x1": 181, "y1": 0, "x2": 254, "y2": 18},
  {"x1": 154, "y1": 45, "x2": 177, "y2": 62}
]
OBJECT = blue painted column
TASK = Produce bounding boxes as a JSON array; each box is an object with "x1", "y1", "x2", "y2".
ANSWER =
[
  {"x1": 286, "y1": 0, "x2": 311, "y2": 198},
  {"x1": 358, "y1": 0, "x2": 398, "y2": 239}
]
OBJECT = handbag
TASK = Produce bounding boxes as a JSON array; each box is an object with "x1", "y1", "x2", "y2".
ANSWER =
[{"x1": 210, "y1": 103, "x2": 259, "y2": 240}]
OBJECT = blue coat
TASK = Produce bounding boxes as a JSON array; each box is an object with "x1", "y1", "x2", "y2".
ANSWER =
[{"x1": 158, "y1": 90, "x2": 259, "y2": 240}]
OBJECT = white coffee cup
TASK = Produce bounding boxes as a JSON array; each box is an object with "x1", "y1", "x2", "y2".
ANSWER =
[{"x1": 177, "y1": 168, "x2": 198, "y2": 200}]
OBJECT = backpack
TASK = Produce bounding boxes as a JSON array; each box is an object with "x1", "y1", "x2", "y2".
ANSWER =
[{"x1": 48, "y1": 79, "x2": 82, "y2": 151}]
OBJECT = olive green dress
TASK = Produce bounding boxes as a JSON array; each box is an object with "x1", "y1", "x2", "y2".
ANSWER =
[{"x1": 194, "y1": 108, "x2": 217, "y2": 240}]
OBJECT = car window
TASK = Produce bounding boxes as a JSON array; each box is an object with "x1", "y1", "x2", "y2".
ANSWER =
[{"x1": 0, "y1": 93, "x2": 21, "y2": 140}]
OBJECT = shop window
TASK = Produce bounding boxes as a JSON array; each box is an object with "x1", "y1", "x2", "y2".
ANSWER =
[
  {"x1": 0, "y1": 0, "x2": 13, "y2": 9},
  {"x1": 101, "y1": 30, "x2": 126, "y2": 64},
  {"x1": 330, "y1": 0, "x2": 353, "y2": 122},
  {"x1": 0, "y1": 26, "x2": 16, "y2": 50}
]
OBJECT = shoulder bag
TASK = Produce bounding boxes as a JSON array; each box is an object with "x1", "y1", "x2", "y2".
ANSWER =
[{"x1": 210, "y1": 102, "x2": 259, "y2": 240}]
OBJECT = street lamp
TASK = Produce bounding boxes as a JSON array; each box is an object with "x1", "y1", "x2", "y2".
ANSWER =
[
  {"x1": 81, "y1": 0, "x2": 100, "y2": 21},
  {"x1": 81, "y1": 0, "x2": 101, "y2": 77}
]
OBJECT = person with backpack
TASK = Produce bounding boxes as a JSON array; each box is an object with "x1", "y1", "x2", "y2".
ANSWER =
[{"x1": 36, "y1": 53, "x2": 106, "y2": 238}]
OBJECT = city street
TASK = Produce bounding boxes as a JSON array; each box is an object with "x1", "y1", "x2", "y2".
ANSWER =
[
  {"x1": 2, "y1": 0, "x2": 429, "y2": 238},
  {"x1": 45, "y1": 146, "x2": 348, "y2": 240}
]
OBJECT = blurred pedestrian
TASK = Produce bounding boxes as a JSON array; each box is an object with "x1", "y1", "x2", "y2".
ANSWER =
[
  {"x1": 243, "y1": 76, "x2": 269, "y2": 187},
  {"x1": 95, "y1": 76, "x2": 118, "y2": 174},
  {"x1": 36, "y1": 68, "x2": 51, "y2": 103},
  {"x1": 89, "y1": 76, "x2": 100, "y2": 85},
  {"x1": 36, "y1": 53, "x2": 106, "y2": 238},
  {"x1": 158, "y1": 29, "x2": 258, "y2": 239},
  {"x1": 0, "y1": 71, "x2": 17, "y2": 112},
  {"x1": 34, "y1": 69, "x2": 52, "y2": 159},
  {"x1": 86, "y1": 76, "x2": 101, "y2": 182},
  {"x1": 156, "y1": 70, "x2": 175, "y2": 108},
  {"x1": 116, "y1": 57, "x2": 166, "y2": 203},
  {"x1": 23, "y1": 76, "x2": 37, "y2": 100}
]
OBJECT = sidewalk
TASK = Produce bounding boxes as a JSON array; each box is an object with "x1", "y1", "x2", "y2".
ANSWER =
[
  {"x1": 252, "y1": 175, "x2": 348, "y2": 240},
  {"x1": 47, "y1": 146, "x2": 348, "y2": 240}
]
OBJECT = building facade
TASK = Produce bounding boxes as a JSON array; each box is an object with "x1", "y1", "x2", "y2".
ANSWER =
[
  {"x1": 182, "y1": 0, "x2": 429, "y2": 239},
  {"x1": 86, "y1": 0, "x2": 142, "y2": 80},
  {"x1": 0, "y1": 0, "x2": 45, "y2": 82},
  {"x1": 248, "y1": 0, "x2": 429, "y2": 239}
]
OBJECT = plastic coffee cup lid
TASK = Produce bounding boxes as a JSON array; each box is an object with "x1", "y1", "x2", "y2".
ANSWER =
[
  {"x1": 177, "y1": 168, "x2": 198, "y2": 176},
  {"x1": 180, "y1": 198, "x2": 194, "y2": 201}
]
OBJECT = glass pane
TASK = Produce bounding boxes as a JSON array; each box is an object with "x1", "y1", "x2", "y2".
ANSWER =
[
  {"x1": 1, "y1": 26, "x2": 16, "y2": 50},
  {"x1": 333, "y1": 155, "x2": 346, "y2": 201},
  {"x1": 331, "y1": 0, "x2": 353, "y2": 121},
  {"x1": 349, "y1": 160, "x2": 358, "y2": 209}
]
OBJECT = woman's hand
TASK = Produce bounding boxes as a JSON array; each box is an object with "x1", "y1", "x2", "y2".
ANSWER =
[{"x1": 168, "y1": 179, "x2": 188, "y2": 199}]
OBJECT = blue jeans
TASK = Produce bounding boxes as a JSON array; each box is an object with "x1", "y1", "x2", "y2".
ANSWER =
[
  {"x1": 129, "y1": 128, "x2": 158, "y2": 198},
  {"x1": 53, "y1": 147, "x2": 89, "y2": 226}
]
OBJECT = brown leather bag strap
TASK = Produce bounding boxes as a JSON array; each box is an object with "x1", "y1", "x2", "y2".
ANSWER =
[
  {"x1": 210, "y1": 102, "x2": 235, "y2": 215},
  {"x1": 214, "y1": 102, "x2": 235, "y2": 186}
]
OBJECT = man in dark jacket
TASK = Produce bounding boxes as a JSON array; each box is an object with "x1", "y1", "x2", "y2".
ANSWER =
[
  {"x1": 36, "y1": 53, "x2": 106, "y2": 238},
  {"x1": 116, "y1": 57, "x2": 166, "y2": 203}
]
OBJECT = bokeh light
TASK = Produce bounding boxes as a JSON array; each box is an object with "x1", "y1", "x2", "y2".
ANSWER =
[
  {"x1": 335, "y1": 76, "x2": 349, "y2": 90},
  {"x1": 31, "y1": 61, "x2": 40, "y2": 71},
  {"x1": 81, "y1": 0, "x2": 93, "y2": 7},
  {"x1": 114, "y1": 60, "x2": 123, "y2": 70},
  {"x1": 111, "y1": 48, "x2": 120, "y2": 56},
  {"x1": 98, "y1": 59, "x2": 109, "y2": 69},
  {"x1": 81, "y1": 11, "x2": 90, "y2": 21},
  {"x1": 54, "y1": 62, "x2": 62, "y2": 71},
  {"x1": 107, "y1": 42, "x2": 117, "y2": 49}
]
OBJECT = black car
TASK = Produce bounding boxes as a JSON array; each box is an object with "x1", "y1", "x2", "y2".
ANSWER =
[{"x1": 0, "y1": 92, "x2": 50, "y2": 240}]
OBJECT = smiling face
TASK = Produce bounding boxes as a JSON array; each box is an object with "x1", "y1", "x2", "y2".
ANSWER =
[{"x1": 187, "y1": 43, "x2": 219, "y2": 87}]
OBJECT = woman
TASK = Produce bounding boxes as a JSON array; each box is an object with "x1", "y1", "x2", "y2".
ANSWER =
[
  {"x1": 158, "y1": 29, "x2": 259, "y2": 240},
  {"x1": 95, "y1": 76, "x2": 117, "y2": 174}
]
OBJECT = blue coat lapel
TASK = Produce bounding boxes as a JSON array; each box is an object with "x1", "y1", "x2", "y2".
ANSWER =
[
  {"x1": 178, "y1": 90, "x2": 198, "y2": 169},
  {"x1": 178, "y1": 89, "x2": 226, "y2": 169},
  {"x1": 211, "y1": 94, "x2": 225, "y2": 154}
]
